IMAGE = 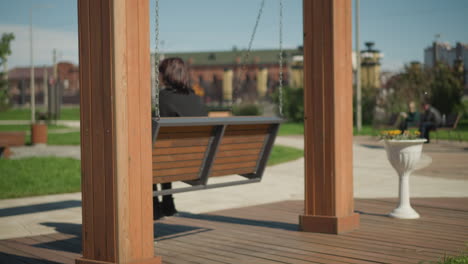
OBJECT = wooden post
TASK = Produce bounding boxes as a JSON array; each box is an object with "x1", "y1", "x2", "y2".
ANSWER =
[
  {"x1": 300, "y1": 0, "x2": 360, "y2": 234},
  {"x1": 77, "y1": 0, "x2": 161, "y2": 263}
]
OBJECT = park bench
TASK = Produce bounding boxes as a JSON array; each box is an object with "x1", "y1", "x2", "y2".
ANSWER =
[
  {"x1": 151, "y1": 116, "x2": 282, "y2": 196},
  {"x1": 0, "y1": 131, "x2": 26, "y2": 159}
]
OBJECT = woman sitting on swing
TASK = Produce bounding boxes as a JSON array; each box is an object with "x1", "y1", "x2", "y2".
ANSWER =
[{"x1": 153, "y1": 57, "x2": 208, "y2": 219}]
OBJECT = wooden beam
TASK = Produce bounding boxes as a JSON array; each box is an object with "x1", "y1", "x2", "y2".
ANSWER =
[
  {"x1": 77, "y1": 0, "x2": 161, "y2": 263},
  {"x1": 300, "y1": 0, "x2": 360, "y2": 234}
]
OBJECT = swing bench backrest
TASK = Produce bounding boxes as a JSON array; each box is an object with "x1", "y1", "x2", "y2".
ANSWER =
[{"x1": 152, "y1": 116, "x2": 282, "y2": 195}]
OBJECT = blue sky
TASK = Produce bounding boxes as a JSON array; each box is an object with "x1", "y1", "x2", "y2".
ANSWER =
[{"x1": 0, "y1": 0, "x2": 467, "y2": 72}]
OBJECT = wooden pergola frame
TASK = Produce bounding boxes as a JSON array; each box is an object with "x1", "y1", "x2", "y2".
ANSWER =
[{"x1": 76, "y1": 0, "x2": 358, "y2": 263}]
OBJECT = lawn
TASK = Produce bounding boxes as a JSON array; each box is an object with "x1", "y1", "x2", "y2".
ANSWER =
[
  {"x1": 0, "y1": 144, "x2": 303, "y2": 199},
  {"x1": 0, "y1": 107, "x2": 80, "y2": 120},
  {"x1": 268, "y1": 145, "x2": 304, "y2": 166},
  {"x1": 0, "y1": 157, "x2": 81, "y2": 199},
  {"x1": 278, "y1": 122, "x2": 304, "y2": 136},
  {"x1": 47, "y1": 132, "x2": 81, "y2": 145}
]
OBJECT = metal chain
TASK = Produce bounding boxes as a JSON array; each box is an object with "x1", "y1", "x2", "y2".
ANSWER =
[
  {"x1": 153, "y1": 0, "x2": 161, "y2": 119},
  {"x1": 278, "y1": 0, "x2": 284, "y2": 117},
  {"x1": 233, "y1": 0, "x2": 265, "y2": 105}
]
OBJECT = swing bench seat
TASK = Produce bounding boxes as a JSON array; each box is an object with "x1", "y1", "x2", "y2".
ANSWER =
[{"x1": 152, "y1": 116, "x2": 283, "y2": 196}]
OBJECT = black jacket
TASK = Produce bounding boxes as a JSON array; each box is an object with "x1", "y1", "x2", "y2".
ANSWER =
[
  {"x1": 157, "y1": 88, "x2": 208, "y2": 117},
  {"x1": 421, "y1": 106, "x2": 442, "y2": 127}
]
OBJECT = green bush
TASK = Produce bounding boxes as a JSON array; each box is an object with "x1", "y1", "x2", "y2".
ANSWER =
[
  {"x1": 232, "y1": 104, "x2": 262, "y2": 116},
  {"x1": 353, "y1": 86, "x2": 378, "y2": 126},
  {"x1": 273, "y1": 86, "x2": 304, "y2": 122}
]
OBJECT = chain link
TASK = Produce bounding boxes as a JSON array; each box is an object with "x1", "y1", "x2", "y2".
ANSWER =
[
  {"x1": 278, "y1": 0, "x2": 284, "y2": 117},
  {"x1": 153, "y1": 0, "x2": 161, "y2": 119},
  {"x1": 233, "y1": 0, "x2": 265, "y2": 105}
]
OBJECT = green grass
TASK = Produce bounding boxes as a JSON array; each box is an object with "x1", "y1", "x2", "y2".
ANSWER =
[
  {"x1": 47, "y1": 132, "x2": 81, "y2": 145},
  {"x1": 0, "y1": 107, "x2": 80, "y2": 120},
  {"x1": 0, "y1": 157, "x2": 81, "y2": 199},
  {"x1": 435, "y1": 255, "x2": 468, "y2": 264},
  {"x1": 58, "y1": 107, "x2": 81, "y2": 120},
  {"x1": 419, "y1": 248, "x2": 468, "y2": 264},
  {"x1": 278, "y1": 122, "x2": 304, "y2": 136},
  {"x1": 268, "y1": 145, "x2": 304, "y2": 166},
  {"x1": 433, "y1": 130, "x2": 468, "y2": 142}
]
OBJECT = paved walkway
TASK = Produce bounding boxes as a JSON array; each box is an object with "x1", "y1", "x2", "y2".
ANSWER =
[
  {"x1": 0, "y1": 120, "x2": 80, "y2": 128},
  {"x1": 1, "y1": 136, "x2": 467, "y2": 239}
]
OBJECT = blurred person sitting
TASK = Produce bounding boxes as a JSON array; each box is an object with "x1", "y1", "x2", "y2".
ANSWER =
[
  {"x1": 419, "y1": 101, "x2": 442, "y2": 143},
  {"x1": 398, "y1": 101, "x2": 420, "y2": 132}
]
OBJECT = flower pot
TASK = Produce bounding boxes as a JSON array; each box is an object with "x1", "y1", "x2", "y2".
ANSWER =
[
  {"x1": 31, "y1": 123, "x2": 48, "y2": 146},
  {"x1": 383, "y1": 139, "x2": 426, "y2": 219}
]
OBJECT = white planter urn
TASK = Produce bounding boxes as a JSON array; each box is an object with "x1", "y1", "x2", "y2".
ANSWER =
[{"x1": 383, "y1": 139, "x2": 426, "y2": 219}]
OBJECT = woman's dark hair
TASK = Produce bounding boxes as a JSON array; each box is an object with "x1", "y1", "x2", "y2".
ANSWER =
[{"x1": 159, "y1": 57, "x2": 193, "y2": 94}]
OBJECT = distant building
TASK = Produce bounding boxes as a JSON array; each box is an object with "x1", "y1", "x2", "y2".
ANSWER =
[
  {"x1": 151, "y1": 48, "x2": 303, "y2": 104},
  {"x1": 360, "y1": 42, "x2": 382, "y2": 89},
  {"x1": 352, "y1": 42, "x2": 383, "y2": 89},
  {"x1": 8, "y1": 62, "x2": 80, "y2": 105},
  {"x1": 424, "y1": 42, "x2": 468, "y2": 93}
]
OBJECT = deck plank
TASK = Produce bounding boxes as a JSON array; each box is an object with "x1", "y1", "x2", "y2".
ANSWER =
[{"x1": 0, "y1": 198, "x2": 467, "y2": 264}]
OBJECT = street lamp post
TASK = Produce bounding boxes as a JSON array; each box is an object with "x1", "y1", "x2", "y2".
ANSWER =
[
  {"x1": 30, "y1": 8, "x2": 35, "y2": 124},
  {"x1": 29, "y1": 4, "x2": 52, "y2": 124},
  {"x1": 355, "y1": 0, "x2": 362, "y2": 131}
]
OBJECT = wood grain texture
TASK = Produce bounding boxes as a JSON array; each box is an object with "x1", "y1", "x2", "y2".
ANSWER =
[
  {"x1": 214, "y1": 155, "x2": 260, "y2": 165},
  {"x1": 153, "y1": 160, "x2": 203, "y2": 170},
  {"x1": 153, "y1": 174, "x2": 200, "y2": 184},
  {"x1": 3, "y1": 198, "x2": 465, "y2": 264},
  {"x1": 154, "y1": 138, "x2": 210, "y2": 148},
  {"x1": 210, "y1": 167, "x2": 257, "y2": 177},
  {"x1": 77, "y1": 0, "x2": 94, "y2": 259},
  {"x1": 302, "y1": 0, "x2": 358, "y2": 233},
  {"x1": 152, "y1": 146, "x2": 207, "y2": 155},
  {"x1": 219, "y1": 134, "x2": 266, "y2": 145},
  {"x1": 216, "y1": 149, "x2": 262, "y2": 158},
  {"x1": 218, "y1": 142, "x2": 264, "y2": 151},
  {"x1": 78, "y1": 0, "x2": 160, "y2": 263},
  {"x1": 152, "y1": 153, "x2": 206, "y2": 163},
  {"x1": 211, "y1": 161, "x2": 258, "y2": 171},
  {"x1": 153, "y1": 166, "x2": 201, "y2": 177}
]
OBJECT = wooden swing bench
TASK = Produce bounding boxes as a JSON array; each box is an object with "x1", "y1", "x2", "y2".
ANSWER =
[{"x1": 152, "y1": 116, "x2": 283, "y2": 196}]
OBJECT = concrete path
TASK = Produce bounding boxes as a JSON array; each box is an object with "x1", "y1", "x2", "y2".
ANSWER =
[
  {"x1": 10, "y1": 145, "x2": 80, "y2": 160},
  {"x1": 1, "y1": 136, "x2": 467, "y2": 239},
  {"x1": 0, "y1": 120, "x2": 80, "y2": 128}
]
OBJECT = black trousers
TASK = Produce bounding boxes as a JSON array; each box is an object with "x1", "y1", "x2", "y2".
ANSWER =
[
  {"x1": 153, "y1": 183, "x2": 173, "y2": 203},
  {"x1": 419, "y1": 122, "x2": 436, "y2": 142}
]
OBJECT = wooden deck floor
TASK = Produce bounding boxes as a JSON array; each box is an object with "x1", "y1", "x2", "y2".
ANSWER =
[{"x1": 1, "y1": 198, "x2": 467, "y2": 264}]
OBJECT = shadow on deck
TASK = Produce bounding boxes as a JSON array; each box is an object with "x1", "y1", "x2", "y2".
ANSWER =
[{"x1": 0, "y1": 198, "x2": 467, "y2": 264}]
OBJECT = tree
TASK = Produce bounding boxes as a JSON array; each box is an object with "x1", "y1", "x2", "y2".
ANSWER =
[
  {"x1": 0, "y1": 33, "x2": 15, "y2": 111},
  {"x1": 429, "y1": 63, "x2": 463, "y2": 115},
  {"x1": 380, "y1": 61, "x2": 464, "y2": 122},
  {"x1": 392, "y1": 62, "x2": 431, "y2": 107}
]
